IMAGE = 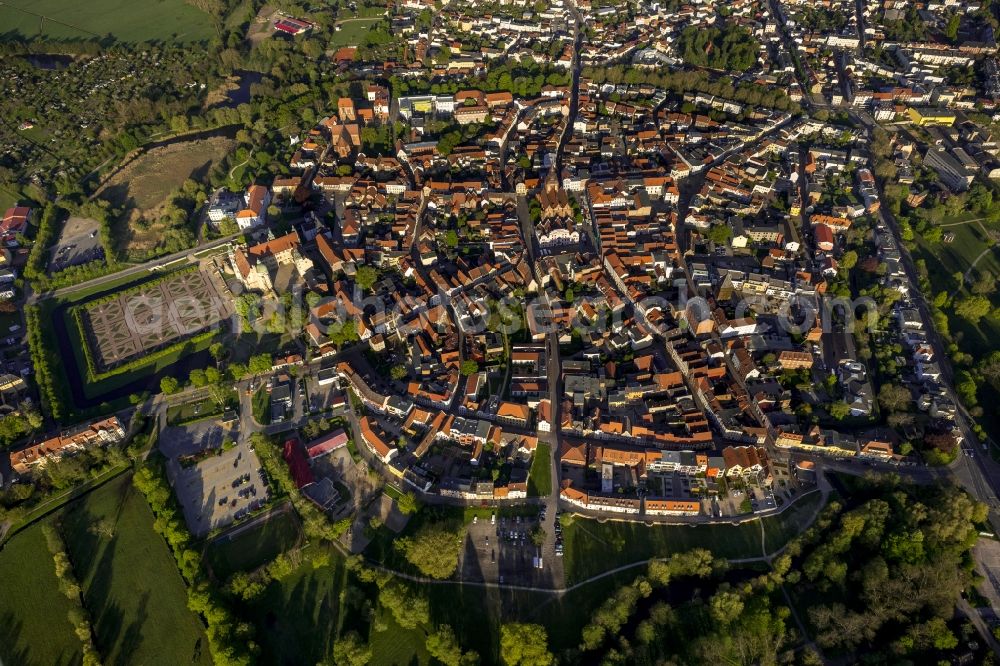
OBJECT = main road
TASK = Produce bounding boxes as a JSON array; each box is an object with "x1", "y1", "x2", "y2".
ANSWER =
[{"x1": 28, "y1": 232, "x2": 241, "y2": 304}]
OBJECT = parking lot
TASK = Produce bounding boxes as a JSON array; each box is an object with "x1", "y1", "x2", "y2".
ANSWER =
[
  {"x1": 161, "y1": 420, "x2": 268, "y2": 537},
  {"x1": 460, "y1": 512, "x2": 562, "y2": 587},
  {"x1": 306, "y1": 375, "x2": 346, "y2": 413},
  {"x1": 170, "y1": 441, "x2": 268, "y2": 537},
  {"x1": 47, "y1": 215, "x2": 104, "y2": 272},
  {"x1": 159, "y1": 421, "x2": 232, "y2": 458}
]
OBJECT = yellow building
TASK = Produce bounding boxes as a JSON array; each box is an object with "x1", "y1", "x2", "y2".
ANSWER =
[{"x1": 906, "y1": 107, "x2": 957, "y2": 127}]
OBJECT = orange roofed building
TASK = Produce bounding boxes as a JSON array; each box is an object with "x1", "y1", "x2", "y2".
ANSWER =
[
  {"x1": 10, "y1": 416, "x2": 126, "y2": 476},
  {"x1": 236, "y1": 184, "x2": 271, "y2": 230},
  {"x1": 230, "y1": 230, "x2": 313, "y2": 293}
]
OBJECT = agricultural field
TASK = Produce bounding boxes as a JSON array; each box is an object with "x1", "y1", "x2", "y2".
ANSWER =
[
  {"x1": 59, "y1": 474, "x2": 213, "y2": 666},
  {"x1": 0, "y1": 519, "x2": 83, "y2": 666},
  {"x1": 0, "y1": 0, "x2": 216, "y2": 43},
  {"x1": 97, "y1": 136, "x2": 234, "y2": 258}
]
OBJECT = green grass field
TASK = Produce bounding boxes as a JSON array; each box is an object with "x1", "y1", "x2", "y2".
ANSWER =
[
  {"x1": 527, "y1": 443, "x2": 552, "y2": 496},
  {"x1": 329, "y1": 18, "x2": 382, "y2": 47},
  {"x1": 561, "y1": 490, "x2": 824, "y2": 584},
  {"x1": 206, "y1": 508, "x2": 302, "y2": 580},
  {"x1": 0, "y1": 0, "x2": 216, "y2": 42},
  {"x1": 59, "y1": 474, "x2": 212, "y2": 666},
  {"x1": 917, "y1": 222, "x2": 1000, "y2": 290},
  {"x1": 0, "y1": 518, "x2": 84, "y2": 666},
  {"x1": 166, "y1": 391, "x2": 235, "y2": 426},
  {"x1": 369, "y1": 609, "x2": 432, "y2": 665},
  {"x1": 0, "y1": 185, "x2": 23, "y2": 212},
  {"x1": 245, "y1": 553, "x2": 349, "y2": 665},
  {"x1": 251, "y1": 385, "x2": 271, "y2": 425}
]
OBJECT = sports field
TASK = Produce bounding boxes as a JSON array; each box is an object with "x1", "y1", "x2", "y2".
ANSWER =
[
  {"x1": 329, "y1": 17, "x2": 382, "y2": 47},
  {"x1": 0, "y1": 0, "x2": 216, "y2": 42}
]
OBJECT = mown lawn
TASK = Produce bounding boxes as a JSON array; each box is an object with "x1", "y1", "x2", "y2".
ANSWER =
[
  {"x1": 527, "y1": 443, "x2": 552, "y2": 496},
  {"x1": 59, "y1": 473, "x2": 212, "y2": 666},
  {"x1": 0, "y1": 185, "x2": 22, "y2": 212},
  {"x1": 0, "y1": 0, "x2": 216, "y2": 42},
  {"x1": 206, "y1": 507, "x2": 302, "y2": 580},
  {"x1": 369, "y1": 609, "x2": 432, "y2": 665},
  {"x1": 0, "y1": 519, "x2": 83, "y2": 666},
  {"x1": 916, "y1": 222, "x2": 1000, "y2": 286}
]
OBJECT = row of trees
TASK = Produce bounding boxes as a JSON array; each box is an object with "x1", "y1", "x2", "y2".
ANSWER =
[
  {"x1": 159, "y1": 349, "x2": 272, "y2": 397},
  {"x1": 225, "y1": 548, "x2": 332, "y2": 602},
  {"x1": 25, "y1": 304, "x2": 64, "y2": 421},
  {"x1": 133, "y1": 460, "x2": 258, "y2": 666},
  {"x1": 580, "y1": 65, "x2": 799, "y2": 113},
  {"x1": 40, "y1": 523, "x2": 102, "y2": 666},
  {"x1": 334, "y1": 554, "x2": 553, "y2": 665}
]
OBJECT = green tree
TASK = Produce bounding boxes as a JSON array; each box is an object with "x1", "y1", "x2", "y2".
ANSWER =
[
  {"x1": 840, "y1": 250, "x2": 858, "y2": 270},
  {"x1": 189, "y1": 368, "x2": 207, "y2": 387},
  {"x1": 355, "y1": 266, "x2": 379, "y2": 292},
  {"x1": 707, "y1": 224, "x2": 732, "y2": 245},
  {"x1": 828, "y1": 401, "x2": 851, "y2": 420},
  {"x1": 460, "y1": 360, "x2": 479, "y2": 376},
  {"x1": 248, "y1": 353, "x2": 273, "y2": 375},
  {"x1": 944, "y1": 13, "x2": 961, "y2": 42},
  {"x1": 500, "y1": 623, "x2": 553, "y2": 666},
  {"x1": 426, "y1": 625, "x2": 478, "y2": 666},
  {"x1": 379, "y1": 581, "x2": 430, "y2": 629},
  {"x1": 160, "y1": 376, "x2": 180, "y2": 395},
  {"x1": 709, "y1": 590, "x2": 745, "y2": 624},
  {"x1": 395, "y1": 521, "x2": 465, "y2": 579},
  {"x1": 878, "y1": 383, "x2": 911, "y2": 412},
  {"x1": 328, "y1": 631, "x2": 372, "y2": 666},
  {"x1": 209, "y1": 342, "x2": 226, "y2": 363},
  {"x1": 954, "y1": 295, "x2": 991, "y2": 324}
]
